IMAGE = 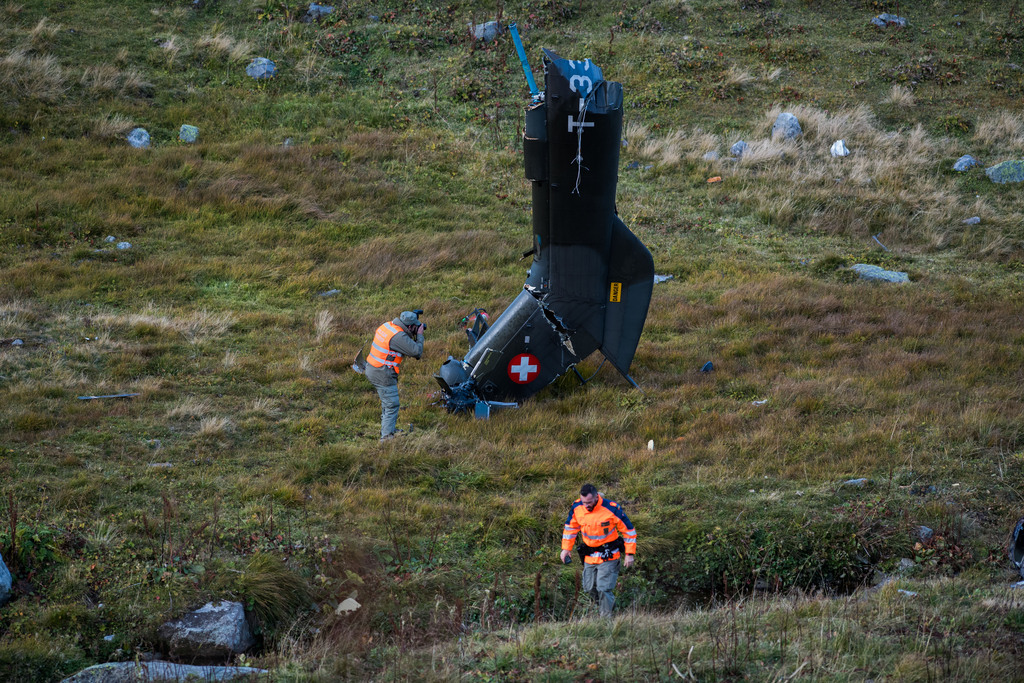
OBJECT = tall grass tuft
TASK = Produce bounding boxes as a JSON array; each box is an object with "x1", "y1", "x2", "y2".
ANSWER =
[
  {"x1": 314, "y1": 309, "x2": 334, "y2": 342},
  {"x1": 90, "y1": 111, "x2": 135, "y2": 139},
  {"x1": 0, "y1": 49, "x2": 66, "y2": 101},
  {"x1": 883, "y1": 84, "x2": 915, "y2": 107},
  {"x1": 232, "y1": 553, "x2": 312, "y2": 632}
]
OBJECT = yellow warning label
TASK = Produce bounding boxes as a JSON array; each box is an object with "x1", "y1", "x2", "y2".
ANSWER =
[{"x1": 609, "y1": 282, "x2": 622, "y2": 303}]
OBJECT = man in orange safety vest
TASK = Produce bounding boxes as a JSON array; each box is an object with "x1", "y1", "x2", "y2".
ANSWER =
[
  {"x1": 560, "y1": 483, "x2": 637, "y2": 618},
  {"x1": 365, "y1": 310, "x2": 425, "y2": 441}
]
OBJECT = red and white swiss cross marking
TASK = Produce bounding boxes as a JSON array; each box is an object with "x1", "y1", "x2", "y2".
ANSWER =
[{"x1": 508, "y1": 353, "x2": 540, "y2": 384}]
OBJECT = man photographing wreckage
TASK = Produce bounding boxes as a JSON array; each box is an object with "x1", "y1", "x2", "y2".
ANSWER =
[
  {"x1": 560, "y1": 483, "x2": 637, "y2": 618},
  {"x1": 364, "y1": 310, "x2": 425, "y2": 441}
]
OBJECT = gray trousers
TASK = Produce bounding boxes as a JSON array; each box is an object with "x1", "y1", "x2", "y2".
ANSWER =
[
  {"x1": 582, "y1": 558, "x2": 620, "y2": 618},
  {"x1": 374, "y1": 383, "x2": 400, "y2": 438}
]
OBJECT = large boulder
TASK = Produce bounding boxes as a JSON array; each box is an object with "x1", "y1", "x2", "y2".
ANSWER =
[
  {"x1": 61, "y1": 661, "x2": 268, "y2": 682},
  {"x1": 985, "y1": 159, "x2": 1024, "y2": 184},
  {"x1": 470, "y1": 21, "x2": 503, "y2": 42},
  {"x1": 0, "y1": 551, "x2": 11, "y2": 605},
  {"x1": 178, "y1": 124, "x2": 199, "y2": 143},
  {"x1": 850, "y1": 264, "x2": 909, "y2": 284},
  {"x1": 953, "y1": 154, "x2": 978, "y2": 172},
  {"x1": 157, "y1": 601, "x2": 255, "y2": 660},
  {"x1": 871, "y1": 13, "x2": 907, "y2": 28},
  {"x1": 246, "y1": 57, "x2": 277, "y2": 80},
  {"x1": 771, "y1": 113, "x2": 802, "y2": 140},
  {"x1": 126, "y1": 128, "x2": 150, "y2": 149}
]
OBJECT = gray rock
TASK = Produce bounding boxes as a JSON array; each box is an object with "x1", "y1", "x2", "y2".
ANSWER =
[
  {"x1": 918, "y1": 525, "x2": 934, "y2": 542},
  {"x1": 872, "y1": 13, "x2": 907, "y2": 28},
  {"x1": 702, "y1": 150, "x2": 719, "y2": 161},
  {"x1": 282, "y1": 137, "x2": 293, "y2": 147},
  {"x1": 127, "y1": 128, "x2": 150, "y2": 149},
  {"x1": 246, "y1": 57, "x2": 277, "y2": 80},
  {"x1": 850, "y1": 264, "x2": 909, "y2": 283},
  {"x1": 843, "y1": 477, "x2": 871, "y2": 487},
  {"x1": 61, "y1": 661, "x2": 268, "y2": 682},
  {"x1": 953, "y1": 154, "x2": 978, "y2": 172},
  {"x1": 730, "y1": 140, "x2": 748, "y2": 157},
  {"x1": 178, "y1": 124, "x2": 199, "y2": 144},
  {"x1": 963, "y1": 216, "x2": 981, "y2": 225},
  {"x1": 116, "y1": 242, "x2": 132, "y2": 250},
  {"x1": 11, "y1": 339, "x2": 23, "y2": 346},
  {"x1": 148, "y1": 462, "x2": 173, "y2": 468},
  {"x1": 0, "y1": 551, "x2": 11, "y2": 606},
  {"x1": 830, "y1": 139, "x2": 850, "y2": 157},
  {"x1": 157, "y1": 601, "x2": 255, "y2": 659},
  {"x1": 304, "y1": 3, "x2": 334, "y2": 21},
  {"x1": 771, "y1": 113, "x2": 802, "y2": 140},
  {"x1": 318, "y1": 289, "x2": 341, "y2": 297},
  {"x1": 985, "y1": 159, "x2": 1024, "y2": 184},
  {"x1": 897, "y1": 558, "x2": 916, "y2": 573},
  {"x1": 105, "y1": 235, "x2": 116, "y2": 243},
  {"x1": 470, "y1": 21, "x2": 503, "y2": 42}
]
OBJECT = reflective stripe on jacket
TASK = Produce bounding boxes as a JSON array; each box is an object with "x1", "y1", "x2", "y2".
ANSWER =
[
  {"x1": 561, "y1": 495, "x2": 637, "y2": 565},
  {"x1": 366, "y1": 321, "x2": 405, "y2": 373}
]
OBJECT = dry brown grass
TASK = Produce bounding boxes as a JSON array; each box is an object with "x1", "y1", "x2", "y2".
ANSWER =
[
  {"x1": 723, "y1": 65, "x2": 755, "y2": 89},
  {"x1": 882, "y1": 84, "x2": 915, "y2": 107},
  {"x1": 159, "y1": 35, "x2": 183, "y2": 67},
  {"x1": 93, "y1": 306, "x2": 237, "y2": 343},
  {"x1": 973, "y1": 111, "x2": 1024, "y2": 149},
  {"x1": 90, "y1": 113, "x2": 135, "y2": 140},
  {"x1": 27, "y1": 17, "x2": 62, "y2": 48},
  {"x1": 167, "y1": 396, "x2": 212, "y2": 420},
  {"x1": 0, "y1": 49, "x2": 67, "y2": 101},
  {"x1": 197, "y1": 416, "x2": 234, "y2": 438},
  {"x1": 196, "y1": 32, "x2": 233, "y2": 59},
  {"x1": 81, "y1": 65, "x2": 121, "y2": 95},
  {"x1": 314, "y1": 310, "x2": 334, "y2": 342}
]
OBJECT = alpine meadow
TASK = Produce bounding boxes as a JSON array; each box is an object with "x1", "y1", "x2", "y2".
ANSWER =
[{"x1": 2, "y1": 0, "x2": 1024, "y2": 681}]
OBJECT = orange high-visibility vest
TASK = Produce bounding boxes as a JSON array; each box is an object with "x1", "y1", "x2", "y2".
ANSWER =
[
  {"x1": 366, "y1": 321, "x2": 405, "y2": 373},
  {"x1": 562, "y1": 496, "x2": 637, "y2": 565}
]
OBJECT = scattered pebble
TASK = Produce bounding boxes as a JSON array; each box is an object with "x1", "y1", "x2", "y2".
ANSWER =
[
  {"x1": 843, "y1": 478, "x2": 871, "y2": 487},
  {"x1": 116, "y1": 242, "x2": 132, "y2": 250},
  {"x1": 730, "y1": 140, "x2": 748, "y2": 157},
  {"x1": 963, "y1": 216, "x2": 980, "y2": 225}
]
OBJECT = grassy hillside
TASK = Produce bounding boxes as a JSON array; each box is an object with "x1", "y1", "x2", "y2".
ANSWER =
[{"x1": 2, "y1": 0, "x2": 1024, "y2": 680}]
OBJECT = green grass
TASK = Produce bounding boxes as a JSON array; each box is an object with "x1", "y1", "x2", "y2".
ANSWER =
[{"x1": 2, "y1": 0, "x2": 1024, "y2": 680}]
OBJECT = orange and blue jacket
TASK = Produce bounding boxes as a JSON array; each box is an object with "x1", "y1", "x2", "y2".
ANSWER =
[{"x1": 562, "y1": 495, "x2": 637, "y2": 564}]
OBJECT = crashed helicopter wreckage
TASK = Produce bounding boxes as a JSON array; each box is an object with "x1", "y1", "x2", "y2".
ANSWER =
[{"x1": 436, "y1": 38, "x2": 655, "y2": 416}]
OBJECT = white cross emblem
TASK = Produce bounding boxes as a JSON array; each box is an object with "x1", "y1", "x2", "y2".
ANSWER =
[
  {"x1": 568, "y1": 115, "x2": 594, "y2": 133},
  {"x1": 508, "y1": 354, "x2": 540, "y2": 384}
]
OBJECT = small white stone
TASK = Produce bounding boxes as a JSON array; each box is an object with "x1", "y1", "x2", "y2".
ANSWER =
[{"x1": 647, "y1": 439, "x2": 654, "y2": 451}]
